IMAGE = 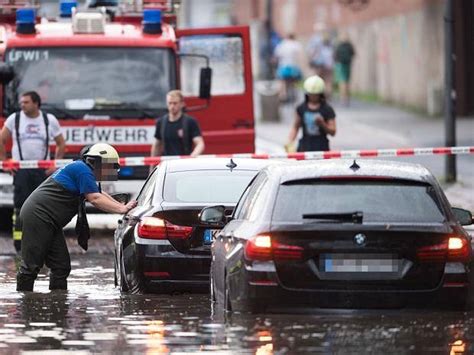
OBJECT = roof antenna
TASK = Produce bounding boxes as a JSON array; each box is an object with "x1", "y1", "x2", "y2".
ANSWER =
[
  {"x1": 226, "y1": 158, "x2": 237, "y2": 171},
  {"x1": 350, "y1": 160, "x2": 360, "y2": 172}
]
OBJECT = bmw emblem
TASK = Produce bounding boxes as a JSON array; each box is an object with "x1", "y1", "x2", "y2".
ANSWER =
[{"x1": 354, "y1": 233, "x2": 366, "y2": 246}]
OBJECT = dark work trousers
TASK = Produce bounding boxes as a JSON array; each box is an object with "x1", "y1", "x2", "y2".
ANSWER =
[
  {"x1": 17, "y1": 217, "x2": 71, "y2": 291},
  {"x1": 17, "y1": 178, "x2": 79, "y2": 292},
  {"x1": 13, "y1": 169, "x2": 47, "y2": 252}
]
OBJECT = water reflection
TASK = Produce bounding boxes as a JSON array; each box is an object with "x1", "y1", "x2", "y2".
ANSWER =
[
  {"x1": 255, "y1": 330, "x2": 273, "y2": 355},
  {"x1": 450, "y1": 340, "x2": 466, "y2": 355},
  {"x1": 0, "y1": 254, "x2": 472, "y2": 353}
]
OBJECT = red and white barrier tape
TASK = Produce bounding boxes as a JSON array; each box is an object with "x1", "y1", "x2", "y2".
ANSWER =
[{"x1": 1, "y1": 146, "x2": 473, "y2": 170}]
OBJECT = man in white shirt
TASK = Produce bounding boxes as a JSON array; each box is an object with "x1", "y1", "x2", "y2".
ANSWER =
[{"x1": 0, "y1": 91, "x2": 66, "y2": 253}]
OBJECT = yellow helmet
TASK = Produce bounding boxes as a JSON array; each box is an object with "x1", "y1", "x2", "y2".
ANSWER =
[
  {"x1": 84, "y1": 143, "x2": 119, "y2": 162},
  {"x1": 303, "y1": 75, "x2": 325, "y2": 95}
]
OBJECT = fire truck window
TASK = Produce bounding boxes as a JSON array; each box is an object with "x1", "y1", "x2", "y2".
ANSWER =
[
  {"x1": 179, "y1": 35, "x2": 245, "y2": 96},
  {"x1": 4, "y1": 48, "x2": 175, "y2": 117}
]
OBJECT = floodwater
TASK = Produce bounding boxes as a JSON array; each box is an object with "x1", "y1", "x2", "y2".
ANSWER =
[{"x1": 0, "y1": 253, "x2": 473, "y2": 354}]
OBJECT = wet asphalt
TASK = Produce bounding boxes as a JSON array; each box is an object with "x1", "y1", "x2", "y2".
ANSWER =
[{"x1": 0, "y1": 235, "x2": 473, "y2": 353}]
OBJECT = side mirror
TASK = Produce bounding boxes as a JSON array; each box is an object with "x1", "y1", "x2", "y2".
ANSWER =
[
  {"x1": 199, "y1": 67, "x2": 212, "y2": 99},
  {"x1": 199, "y1": 205, "x2": 226, "y2": 227},
  {"x1": 0, "y1": 64, "x2": 14, "y2": 85},
  {"x1": 452, "y1": 207, "x2": 473, "y2": 226},
  {"x1": 111, "y1": 193, "x2": 131, "y2": 204}
]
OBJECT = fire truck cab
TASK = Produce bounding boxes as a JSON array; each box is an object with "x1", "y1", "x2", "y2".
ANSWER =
[{"x1": 0, "y1": 0, "x2": 255, "y2": 212}]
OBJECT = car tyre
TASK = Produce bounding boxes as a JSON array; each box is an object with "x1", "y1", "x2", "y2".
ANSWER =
[
  {"x1": 224, "y1": 276, "x2": 232, "y2": 312},
  {"x1": 210, "y1": 267, "x2": 216, "y2": 303},
  {"x1": 118, "y1": 257, "x2": 129, "y2": 293},
  {"x1": 450, "y1": 293, "x2": 469, "y2": 311},
  {"x1": 114, "y1": 250, "x2": 119, "y2": 287}
]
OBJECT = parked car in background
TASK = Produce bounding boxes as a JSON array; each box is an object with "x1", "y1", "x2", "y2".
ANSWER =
[
  {"x1": 114, "y1": 158, "x2": 283, "y2": 294},
  {"x1": 201, "y1": 159, "x2": 473, "y2": 312}
]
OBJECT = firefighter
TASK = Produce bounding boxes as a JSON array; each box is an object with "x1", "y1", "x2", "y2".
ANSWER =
[
  {"x1": 0, "y1": 91, "x2": 66, "y2": 253},
  {"x1": 16, "y1": 143, "x2": 137, "y2": 292}
]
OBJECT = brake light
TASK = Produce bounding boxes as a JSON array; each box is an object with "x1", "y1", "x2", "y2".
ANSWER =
[
  {"x1": 244, "y1": 235, "x2": 304, "y2": 261},
  {"x1": 449, "y1": 237, "x2": 464, "y2": 250},
  {"x1": 416, "y1": 237, "x2": 471, "y2": 263},
  {"x1": 245, "y1": 235, "x2": 272, "y2": 261},
  {"x1": 447, "y1": 237, "x2": 471, "y2": 262},
  {"x1": 138, "y1": 217, "x2": 166, "y2": 239},
  {"x1": 137, "y1": 217, "x2": 192, "y2": 240}
]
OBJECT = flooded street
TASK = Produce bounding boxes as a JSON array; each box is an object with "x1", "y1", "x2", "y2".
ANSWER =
[{"x1": 0, "y1": 248, "x2": 472, "y2": 353}]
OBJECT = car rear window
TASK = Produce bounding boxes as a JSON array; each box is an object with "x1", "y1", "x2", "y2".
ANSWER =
[
  {"x1": 163, "y1": 170, "x2": 256, "y2": 203},
  {"x1": 272, "y1": 180, "x2": 445, "y2": 223}
]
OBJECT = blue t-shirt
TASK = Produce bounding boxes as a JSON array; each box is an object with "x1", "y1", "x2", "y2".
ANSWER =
[{"x1": 52, "y1": 161, "x2": 100, "y2": 195}]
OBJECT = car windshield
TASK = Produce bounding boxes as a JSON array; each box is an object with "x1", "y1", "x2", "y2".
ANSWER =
[
  {"x1": 273, "y1": 180, "x2": 445, "y2": 223},
  {"x1": 4, "y1": 47, "x2": 175, "y2": 118},
  {"x1": 163, "y1": 170, "x2": 256, "y2": 203}
]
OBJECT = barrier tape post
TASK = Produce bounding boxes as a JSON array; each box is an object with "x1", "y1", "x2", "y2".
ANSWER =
[{"x1": 1, "y1": 146, "x2": 473, "y2": 170}]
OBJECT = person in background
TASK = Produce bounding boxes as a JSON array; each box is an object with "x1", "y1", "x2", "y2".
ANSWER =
[
  {"x1": 273, "y1": 33, "x2": 305, "y2": 102},
  {"x1": 150, "y1": 90, "x2": 205, "y2": 160},
  {"x1": 0, "y1": 91, "x2": 66, "y2": 253},
  {"x1": 307, "y1": 23, "x2": 334, "y2": 98},
  {"x1": 16, "y1": 143, "x2": 137, "y2": 292},
  {"x1": 334, "y1": 33, "x2": 356, "y2": 106},
  {"x1": 285, "y1": 75, "x2": 336, "y2": 152}
]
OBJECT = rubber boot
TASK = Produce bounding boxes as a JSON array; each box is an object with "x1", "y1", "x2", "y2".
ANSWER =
[
  {"x1": 16, "y1": 272, "x2": 35, "y2": 292},
  {"x1": 49, "y1": 278, "x2": 68, "y2": 291},
  {"x1": 12, "y1": 208, "x2": 22, "y2": 253}
]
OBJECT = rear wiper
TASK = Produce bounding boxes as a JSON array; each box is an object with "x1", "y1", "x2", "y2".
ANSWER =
[
  {"x1": 41, "y1": 104, "x2": 80, "y2": 119},
  {"x1": 302, "y1": 211, "x2": 363, "y2": 223}
]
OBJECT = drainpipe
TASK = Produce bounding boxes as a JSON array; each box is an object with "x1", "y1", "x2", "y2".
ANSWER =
[{"x1": 444, "y1": 0, "x2": 456, "y2": 182}]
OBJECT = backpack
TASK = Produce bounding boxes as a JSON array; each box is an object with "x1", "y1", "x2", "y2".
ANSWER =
[{"x1": 15, "y1": 111, "x2": 49, "y2": 160}]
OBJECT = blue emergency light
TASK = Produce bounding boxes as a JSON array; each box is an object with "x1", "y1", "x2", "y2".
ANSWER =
[
  {"x1": 60, "y1": 0, "x2": 77, "y2": 18},
  {"x1": 16, "y1": 8, "x2": 36, "y2": 34},
  {"x1": 118, "y1": 166, "x2": 134, "y2": 177},
  {"x1": 142, "y1": 9, "x2": 162, "y2": 34}
]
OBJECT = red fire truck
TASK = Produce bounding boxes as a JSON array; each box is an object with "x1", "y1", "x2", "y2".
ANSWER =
[{"x1": 0, "y1": 0, "x2": 255, "y2": 210}]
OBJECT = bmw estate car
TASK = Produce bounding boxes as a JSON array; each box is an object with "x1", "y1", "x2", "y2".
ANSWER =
[
  {"x1": 114, "y1": 158, "x2": 281, "y2": 294},
  {"x1": 200, "y1": 159, "x2": 473, "y2": 311}
]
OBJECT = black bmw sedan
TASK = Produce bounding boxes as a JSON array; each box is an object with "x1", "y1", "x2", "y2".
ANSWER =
[
  {"x1": 201, "y1": 159, "x2": 473, "y2": 312},
  {"x1": 114, "y1": 158, "x2": 280, "y2": 294}
]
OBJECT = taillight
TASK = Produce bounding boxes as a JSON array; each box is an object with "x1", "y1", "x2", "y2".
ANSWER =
[
  {"x1": 447, "y1": 237, "x2": 471, "y2": 262},
  {"x1": 244, "y1": 235, "x2": 304, "y2": 261},
  {"x1": 273, "y1": 241, "x2": 305, "y2": 260},
  {"x1": 416, "y1": 237, "x2": 471, "y2": 263},
  {"x1": 245, "y1": 235, "x2": 272, "y2": 261},
  {"x1": 137, "y1": 217, "x2": 192, "y2": 240},
  {"x1": 165, "y1": 222, "x2": 193, "y2": 239}
]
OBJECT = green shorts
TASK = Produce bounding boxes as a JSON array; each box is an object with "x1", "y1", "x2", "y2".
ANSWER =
[{"x1": 335, "y1": 62, "x2": 351, "y2": 83}]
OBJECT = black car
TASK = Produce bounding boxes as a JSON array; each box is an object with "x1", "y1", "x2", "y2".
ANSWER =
[
  {"x1": 201, "y1": 159, "x2": 473, "y2": 311},
  {"x1": 114, "y1": 158, "x2": 281, "y2": 294}
]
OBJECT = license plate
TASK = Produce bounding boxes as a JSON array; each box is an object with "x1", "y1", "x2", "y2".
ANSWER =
[
  {"x1": 204, "y1": 229, "x2": 219, "y2": 245},
  {"x1": 321, "y1": 254, "x2": 399, "y2": 273}
]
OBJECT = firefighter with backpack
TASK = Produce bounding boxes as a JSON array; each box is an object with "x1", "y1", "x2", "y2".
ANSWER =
[
  {"x1": 150, "y1": 90, "x2": 205, "y2": 160},
  {"x1": 0, "y1": 91, "x2": 66, "y2": 253}
]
